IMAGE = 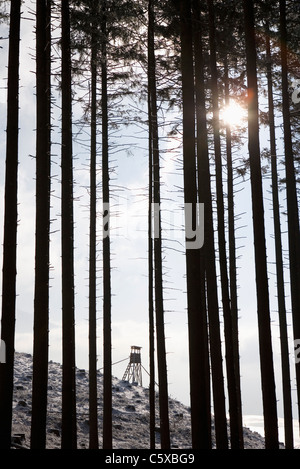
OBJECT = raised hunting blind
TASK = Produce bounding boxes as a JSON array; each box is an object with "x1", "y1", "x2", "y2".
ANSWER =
[{"x1": 122, "y1": 346, "x2": 142, "y2": 386}]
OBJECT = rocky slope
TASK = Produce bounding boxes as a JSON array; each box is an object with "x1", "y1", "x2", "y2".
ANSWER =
[{"x1": 10, "y1": 352, "x2": 268, "y2": 449}]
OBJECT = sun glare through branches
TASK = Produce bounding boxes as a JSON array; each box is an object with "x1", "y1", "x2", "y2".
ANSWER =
[{"x1": 220, "y1": 100, "x2": 247, "y2": 128}]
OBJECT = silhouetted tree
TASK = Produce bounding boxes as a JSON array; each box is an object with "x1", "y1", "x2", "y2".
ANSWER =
[
  {"x1": 31, "y1": 0, "x2": 51, "y2": 449},
  {"x1": 61, "y1": 0, "x2": 77, "y2": 449},
  {"x1": 147, "y1": 90, "x2": 156, "y2": 449},
  {"x1": 147, "y1": 0, "x2": 156, "y2": 450},
  {"x1": 88, "y1": 0, "x2": 99, "y2": 450},
  {"x1": 191, "y1": 0, "x2": 212, "y2": 449},
  {"x1": 243, "y1": 0, "x2": 278, "y2": 449},
  {"x1": 223, "y1": 54, "x2": 244, "y2": 450},
  {"x1": 148, "y1": 0, "x2": 170, "y2": 449},
  {"x1": 207, "y1": 0, "x2": 243, "y2": 448},
  {"x1": 0, "y1": 0, "x2": 21, "y2": 450},
  {"x1": 192, "y1": 0, "x2": 228, "y2": 449},
  {"x1": 265, "y1": 21, "x2": 294, "y2": 449},
  {"x1": 101, "y1": 0, "x2": 113, "y2": 449},
  {"x1": 180, "y1": 0, "x2": 221, "y2": 449},
  {"x1": 279, "y1": 0, "x2": 300, "y2": 433}
]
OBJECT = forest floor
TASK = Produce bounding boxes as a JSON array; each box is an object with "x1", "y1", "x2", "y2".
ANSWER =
[{"x1": 10, "y1": 351, "x2": 277, "y2": 449}]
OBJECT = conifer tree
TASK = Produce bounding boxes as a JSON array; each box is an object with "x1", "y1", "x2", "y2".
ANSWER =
[
  {"x1": 148, "y1": 0, "x2": 170, "y2": 449},
  {"x1": 101, "y1": 0, "x2": 113, "y2": 449},
  {"x1": 88, "y1": 0, "x2": 99, "y2": 449},
  {"x1": 279, "y1": 0, "x2": 300, "y2": 432},
  {"x1": 191, "y1": 0, "x2": 228, "y2": 449},
  {"x1": 61, "y1": 0, "x2": 77, "y2": 449},
  {"x1": 147, "y1": 93, "x2": 156, "y2": 449},
  {"x1": 147, "y1": 0, "x2": 156, "y2": 450},
  {"x1": 223, "y1": 55, "x2": 244, "y2": 450},
  {"x1": 207, "y1": 0, "x2": 243, "y2": 449},
  {"x1": 243, "y1": 0, "x2": 278, "y2": 449},
  {"x1": 31, "y1": 0, "x2": 51, "y2": 449},
  {"x1": 265, "y1": 20, "x2": 294, "y2": 449},
  {"x1": 191, "y1": 0, "x2": 212, "y2": 449},
  {"x1": 180, "y1": 0, "x2": 226, "y2": 449},
  {"x1": 0, "y1": 0, "x2": 21, "y2": 450}
]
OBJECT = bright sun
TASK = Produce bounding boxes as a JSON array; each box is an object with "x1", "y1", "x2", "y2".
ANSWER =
[{"x1": 220, "y1": 100, "x2": 247, "y2": 128}]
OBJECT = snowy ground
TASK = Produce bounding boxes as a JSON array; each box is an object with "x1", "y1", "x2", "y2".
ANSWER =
[{"x1": 10, "y1": 352, "x2": 272, "y2": 449}]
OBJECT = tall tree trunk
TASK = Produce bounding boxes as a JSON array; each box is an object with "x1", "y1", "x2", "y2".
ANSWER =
[
  {"x1": 223, "y1": 55, "x2": 244, "y2": 449},
  {"x1": 279, "y1": 0, "x2": 300, "y2": 432},
  {"x1": 148, "y1": 0, "x2": 170, "y2": 449},
  {"x1": 88, "y1": 0, "x2": 99, "y2": 449},
  {"x1": 207, "y1": 0, "x2": 243, "y2": 449},
  {"x1": 192, "y1": 0, "x2": 212, "y2": 449},
  {"x1": 147, "y1": 107, "x2": 155, "y2": 450},
  {"x1": 243, "y1": 0, "x2": 278, "y2": 449},
  {"x1": 0, "y1": 0, "x2": 21, "y2": 450},
  {"x1": 192, "y1": 0, "x2": 227, "y2": 449},
  {"x1": 101, "y1": 0, "x2": 113, "y2": 449},
  {"x1": 265, "y1": 23, "x2": 294, "y2": 449},
  {"x1": 31, "y1": 0, "x2": 51, "y2": 449},
  {"x1": 61, "y1": 0, "x2": 77, "y2": 449},
  {"x1": 147, "y1": 0, "x2": 156, "y2": 450},
  {"x1": 180, "y1": 0, "x2": 218, "y2": 450},
  {"x1": 223, "y1": 56, "x2": 240, "y2": 391}
]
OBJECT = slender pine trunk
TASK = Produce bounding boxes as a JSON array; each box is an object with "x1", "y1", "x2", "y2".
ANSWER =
[
  {"x1": 147, "y1": 0, "x2": 156, "y2": 450},
  {"x1": 101, "y1": 0, "x2": 113, "y2": 449},
  {"x1": 31, "y1": 0, "x2": 51, "y2": 449},
  {"x1": 191, "y1": 0, "x2": 213, "y2": 449},
  {"x1": 61, "y1": 0, "x2": 77, "y2": 449},
  {"x1": 0, "y1": 0, "x2": 21, "y2": 450},
  {"x1": 243, "y1": 0, "x2": 278, "y2": 449},
  {"x1": 265, "y1": 24, "x2": 294, "y2": 449},
  {"x1": 223, "y1": 55, "x2": 244, "y2": 449},
  {"x1": 147, "y1": 111, "x2": 155, "y2": 450},
  {"x1": 148, "y1": 0, "x2": 170, "y2": 449},
  {"x1": 88, "y1": 1, "x2": 99, "y2": 449},
  {"x1": 191, "y1": 0, "x2": 227, "y2": 449},
  {"x1": 181, "y1": 0, "x2": 220, "y2": 450},
  {"x1": 223, "y1": 57, "x2": 240, "y2": 388},
  {"x1": 279, "y1": 0, "x2": 300, "y2": 433},
  {"x1": 207, "y1": 0, "x2": 243, "y2": 449}
]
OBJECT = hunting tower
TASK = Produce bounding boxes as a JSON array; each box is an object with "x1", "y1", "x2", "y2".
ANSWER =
[{"x1": 122, "y1": 346, "x2": 142, "y2": 386}]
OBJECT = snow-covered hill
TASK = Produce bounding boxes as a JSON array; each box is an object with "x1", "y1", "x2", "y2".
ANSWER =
[{"x1": 10, "y1": 352, "x2": 268, "y2": 449}]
